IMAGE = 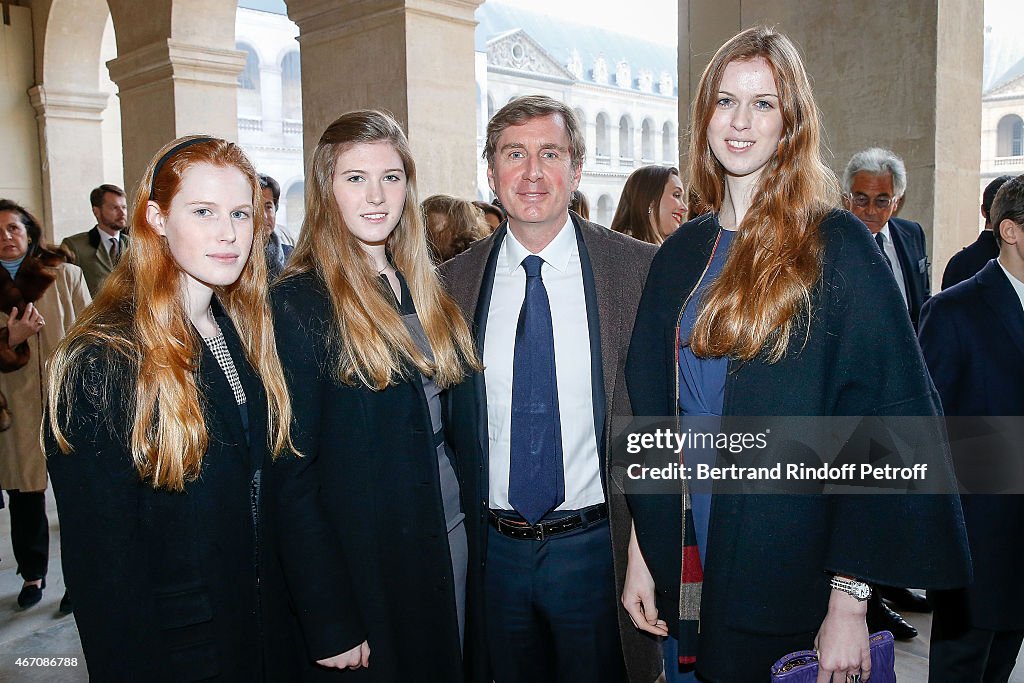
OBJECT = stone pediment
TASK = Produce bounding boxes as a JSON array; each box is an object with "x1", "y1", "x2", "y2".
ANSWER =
[
  {"x1": 986, "y1": 75, "x2": 1024, "y2": 99},
  {"x1": 487, "y1": 29, "x2": 574, "y2": 80}
]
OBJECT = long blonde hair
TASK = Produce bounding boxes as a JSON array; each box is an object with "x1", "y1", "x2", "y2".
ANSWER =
[
  {"x1": 47, "y1": 136, "x2": 295, "y2": 491},
  {"x1": 687, "y1": 26, "x2": 842, "y2": 363},
  {"x1": 282, "y1": 110, "x2": 480, "y2": 390}
]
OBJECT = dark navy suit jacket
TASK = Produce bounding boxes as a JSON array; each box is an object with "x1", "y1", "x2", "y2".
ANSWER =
[
  {"x1": 919, "y1": 259, "x2": 1024, "y2": 629},
  {"x1": 889, "y1": 216, "x2": 931, "y2": 328},
  {"x1": 941, "y1": 230, "x2": 998, "y2": 291}
]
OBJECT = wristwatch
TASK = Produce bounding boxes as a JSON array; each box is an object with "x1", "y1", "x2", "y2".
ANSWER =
[{"x1": 829, "y1": 575, "x2": 872, "y2": 601}]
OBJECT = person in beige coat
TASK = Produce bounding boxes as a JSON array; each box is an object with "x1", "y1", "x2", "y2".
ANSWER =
[{"x1": 0, "y1": 199, "x2": 90, "y2": 610}]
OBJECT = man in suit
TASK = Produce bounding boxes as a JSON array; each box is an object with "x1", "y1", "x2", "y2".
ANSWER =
[
  {"x1": 844, "y1": 148, "x2": 931, "y2": 329},
  {"x1": 843, "y1": 148, "x2": 932, "y2": 640},
  {"x1": 258, "y1": 174, "x2": 293, "y2": 280},
  {"x1": 441, "y1": 95, "x2": 660, "y2": 683},
  {"x1": 942, "y1": 175, "x2": 1013, "y2": 290},
  {"x1": 920, "y1": 174, "x2": 1024, "y2": 681},
  {"x1": 61, "y1": 184, "x2": 128, "y2": 295}
]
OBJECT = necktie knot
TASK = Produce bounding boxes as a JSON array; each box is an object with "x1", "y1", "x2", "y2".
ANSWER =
[
  {"x1": 522, "y1": 254, "x2": 544, "y2": 279},
  {"x1": 875, "y1": 232, "x2": 885, "y2": 248}
]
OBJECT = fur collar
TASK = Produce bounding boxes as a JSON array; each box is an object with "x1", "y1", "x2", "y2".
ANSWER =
[{"x1": 0, "y1": 251, "x2": 66, "y2": 313}]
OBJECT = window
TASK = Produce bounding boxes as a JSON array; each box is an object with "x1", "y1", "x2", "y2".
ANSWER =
[
  {"x1": 619, "y1": 115, "x2": 634, "y2": 165},
  {"x1": 662, "y1": 121, "x2": 676, "y2": 163},
  {"x1": 597, "y1": 194, "x2": 614, "y2": 226},
  {"x1": 281, "y1": 51, "x2": 302, "y2": 122},
  {"x1": 237, "y1": 43, "x2": 261, "y2": 116},
  {"x1": 641, "y1": 118, "x2": 654, "y2": 162},
  {"x1": 285, "y1": 182, "x2": 305, "y2": 235},
  {"x1": 596, "y1": 113, "x2": 610, "y2": 164},
  {"x1": 997, "y1": 114, "x2": 1024, "y2": 157}
]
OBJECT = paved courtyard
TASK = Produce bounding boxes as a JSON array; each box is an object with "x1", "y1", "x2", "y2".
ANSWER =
[{"x1": 1, "y1": 489, "x2": 1022, "y2": 682}]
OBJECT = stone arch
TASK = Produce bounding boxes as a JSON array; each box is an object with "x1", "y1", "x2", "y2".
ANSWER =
[
  {"x1": 997, "y1": 114, "x2": 1023, "y2": 158},
  {"x1": 32, "y1": 0, "x2": 120, "y2": 239}
]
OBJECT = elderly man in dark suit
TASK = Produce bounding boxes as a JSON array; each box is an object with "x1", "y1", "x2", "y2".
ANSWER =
[
  {"x1": 441, "y1": 95, "x2": 660, "y2": 683},
  {"x1": 61, "y1": 184, "x2": 129, "y2": 295},
  {"x1": 842, "y1": 147, "x2": 933, "y2": 639},
  {"x1": 844, "y1": 148, "x2": 931, "y2": 330},
  {"x1": 920, "y1": 174, "x2": 1024, "y2": 682},
  {"x1": 942, "y1": 175, "x2": 1014, "y2": 290}
]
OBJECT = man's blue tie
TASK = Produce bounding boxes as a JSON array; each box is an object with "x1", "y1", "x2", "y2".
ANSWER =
[{"x1": 508, "y1": 254, "x2": 565, "y2": 525}]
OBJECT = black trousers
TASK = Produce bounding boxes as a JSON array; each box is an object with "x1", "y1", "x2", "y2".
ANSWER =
[
  {"x1": 485, "y1": 514, "x2": 627, "y2": 683},
  {"x1": 5, "y1": 490, "x2": 49, "y2": 581},
  {"x1": 930, "y1": 595, "x2": 1024, "y2": 683}
]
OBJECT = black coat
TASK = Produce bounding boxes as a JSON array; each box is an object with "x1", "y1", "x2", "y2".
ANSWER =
[
  {"x1": 919, "y1": 259, "x2": 1024, "y2": 630},
  {"x1": 888, "y1": 216, "x2": 932, "y2": 328},
  {"x1": 46, "y1": 308, "x2": 300, "y2": 682},
  {"x1": 624, "y1": 210, "x2": 971, "y2": 681},
  {"x1": 269, "y1": 271, "x2": 483, "y2": 682},
  {"x1": 940, "y1": 229, "x2": 999, "y2": 291}
]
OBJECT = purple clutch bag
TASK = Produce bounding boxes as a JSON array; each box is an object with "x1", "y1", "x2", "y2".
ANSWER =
[{"x1": 770, "y1": 631, "x2": 896, "y2": 682}]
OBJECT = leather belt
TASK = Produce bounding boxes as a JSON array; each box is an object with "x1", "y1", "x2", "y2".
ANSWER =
[{"x1": 488, "y1": 503, "x2": 608, "y2": 541}]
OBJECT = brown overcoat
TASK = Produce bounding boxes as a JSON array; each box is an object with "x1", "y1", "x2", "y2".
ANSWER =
[{"x1": 0, "y1": 254, "x2": 91, "y2": 491}]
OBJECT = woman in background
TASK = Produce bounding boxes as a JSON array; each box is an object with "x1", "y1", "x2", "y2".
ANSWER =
[
  {"x1": 621, "y1": 26, "x2": 970, "y2": 682},
  {"x1": 610, "y1": 165, "x2": 686, "y2": 244},
  {"x1": 46, "y1": 136, "x2": 298, "y2": 681},
  {"x1": 422, "y1": 193, "x2": 490, "y2": 262},
  {"x1": 270, "y1": 110, "x2": 483, "y2": 681},
  {"x1": 1, "y1": 200, "x2": 89, "y2": 612}
]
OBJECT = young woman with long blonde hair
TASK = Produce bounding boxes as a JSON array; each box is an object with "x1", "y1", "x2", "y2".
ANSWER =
[
  {"x1": 621, "y1": 27, "x2": 970, "y2": 682},
  {"x1": 269, "y1": 110, "x2": 483, "y2": 681},
  {"x1": 46, "y1": 136, "x2": 299, "y2": 681}
]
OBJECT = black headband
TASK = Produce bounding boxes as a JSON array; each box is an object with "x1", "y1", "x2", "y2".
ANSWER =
[{"x1": 149, "y1": 136, "x2": 217, "y2": 200}]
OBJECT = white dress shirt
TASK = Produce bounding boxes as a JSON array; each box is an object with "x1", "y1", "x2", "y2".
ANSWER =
[
  {"x1": 483, "y1": 215, "x2": 604, "y2": 512},
  {"x1": 997, "y1": 257, "x2": 1024, "y2": 314},
  {"x1": 880, "y1": 222, "x2": 909, "y2": 309}
]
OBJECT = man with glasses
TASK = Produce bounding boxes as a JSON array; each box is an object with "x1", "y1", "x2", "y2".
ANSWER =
[
  {"x1": 843, "y1": 148, "x2": 931, "y2": 330},
  {"x1": 841, "y1": 148, "x2": 933, "y2": 642}
]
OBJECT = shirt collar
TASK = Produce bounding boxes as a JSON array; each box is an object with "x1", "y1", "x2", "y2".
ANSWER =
[
  {"x1": 879, "y1": 222, "x2": 893, "y2": 241},
  {"x1": 997, "y1": 256, "x2": 1024, "y2": 301},
  {"x1": 501, "y1": 214, "x2": 576, "y2": 275}
]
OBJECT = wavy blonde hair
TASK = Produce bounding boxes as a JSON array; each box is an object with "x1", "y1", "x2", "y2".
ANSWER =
[
  {"x1": 282, "y1": 110, "x2": 480, "y2": 390},
  {"x1": 687, "y1": 26, "x2": 842, "y2": 362},
  {"x1": 47, "y1": 136, "x2": 294, "y2": 491}
]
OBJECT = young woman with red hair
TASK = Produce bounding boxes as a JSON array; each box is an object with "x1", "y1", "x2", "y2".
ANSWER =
[
  {"x1": 621, "y1": 27, "x2": 970, "y2": 683},
  {"x1": 46, "y1": 136, "x2": 299, "y2": 681}
]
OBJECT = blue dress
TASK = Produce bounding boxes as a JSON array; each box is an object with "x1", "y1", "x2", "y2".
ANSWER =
[{"x1": 665, "y1": 226, "x2": 735, "y2": 682}]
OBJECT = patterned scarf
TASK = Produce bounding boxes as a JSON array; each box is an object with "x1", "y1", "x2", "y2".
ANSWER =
[{"x1": 677, "y1": 460, "x2": 703, "y2": 668}]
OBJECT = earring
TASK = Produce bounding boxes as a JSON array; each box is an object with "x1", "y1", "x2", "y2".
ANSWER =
[{"x1": 647, "y1": 207, "x2": 653, "y2": 215}]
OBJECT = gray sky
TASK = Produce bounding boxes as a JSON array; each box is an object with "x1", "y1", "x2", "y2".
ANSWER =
[{"x1": 488, "y1": 0, "x2": 678, "y2": 46}]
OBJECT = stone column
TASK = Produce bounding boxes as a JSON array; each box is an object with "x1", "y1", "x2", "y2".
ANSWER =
[
  {"x1": 286, "y1": 0, "x2": 483, "y2": 199},
  {"x1": 28, "y1": 86, "x2": 110, "y2": 240},
  {"x1": 678, "y1": 1, "x2": 983, "y2": 287},
  {"x1": 106, "y1": 41, "x2": 245, "y2": 194}
]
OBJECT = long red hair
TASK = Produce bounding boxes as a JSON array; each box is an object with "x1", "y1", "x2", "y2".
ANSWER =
[
  {"x1": 687, "y1": 26, "x2": 841, "y2": 362},
  {"x1": 47, "y1": 136, "x2": 294, "y2": 490}
]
